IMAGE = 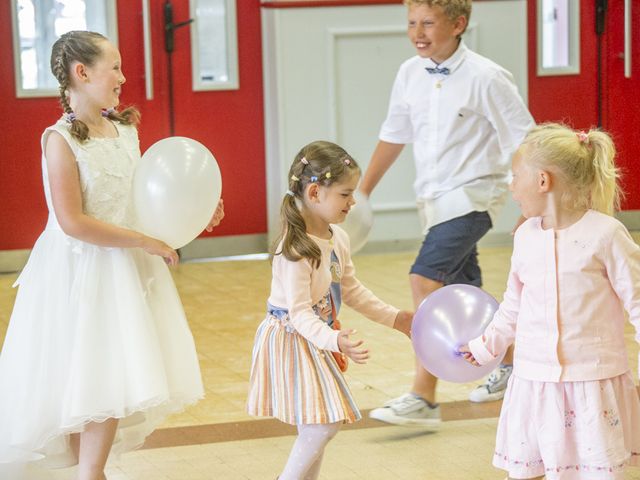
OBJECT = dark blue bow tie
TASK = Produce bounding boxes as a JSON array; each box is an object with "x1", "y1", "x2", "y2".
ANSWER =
[{"x1": 425, "y1": 66, "x2": 450, "y2": 75}]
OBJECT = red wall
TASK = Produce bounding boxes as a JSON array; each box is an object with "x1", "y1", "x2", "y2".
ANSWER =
[
  {"x1": 526, "y1": 0, "x2": 598, "y2": 128},
  {"x1": 0, "y1": 0, "x2": 266, "y2": 250}
]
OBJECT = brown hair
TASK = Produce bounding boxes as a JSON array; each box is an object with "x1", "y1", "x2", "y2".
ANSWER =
[
  {"x1": 273, "y1": 141, "x2": 360, "y2": 268},
  {"x1": 50, "y1": 31, "x2": 139, "y2": 143},
  {"x1": 521, "y1": 123, "x2": 622, "y2": 216}
]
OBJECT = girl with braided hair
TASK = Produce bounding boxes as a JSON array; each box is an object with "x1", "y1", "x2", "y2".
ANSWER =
[
  {"x1": 0, "y1": 31, "x2": 223, "y2": 479},
  {"x1": 247, "y1": 140, "x2": 413, "y2": 480}
]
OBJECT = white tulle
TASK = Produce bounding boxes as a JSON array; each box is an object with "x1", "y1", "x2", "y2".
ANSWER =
[{"x1": 0, "y1": 120, "x2": 204, "y2": 467}]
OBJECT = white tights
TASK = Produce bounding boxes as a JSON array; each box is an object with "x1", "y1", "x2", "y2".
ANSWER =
[{"x1": 279, "y1": 422, "x2": 341, "y2": 480}]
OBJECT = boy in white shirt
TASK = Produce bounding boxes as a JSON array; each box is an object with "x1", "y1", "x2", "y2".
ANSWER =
[{"x1": 362, "y1": 0, "x2": 534, "y2": 425}]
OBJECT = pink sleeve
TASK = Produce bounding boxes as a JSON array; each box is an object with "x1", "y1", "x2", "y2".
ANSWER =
[
  {"x1": 470, "y1": 250, "x2": 523, "y2": 365},
  {"x1": 603, "y1": 224, "x2": 640, "y2": 378},
  {"x1": 335, "y1": 228, "x2": 399, "y2": 327},
  {"x1": 277, "y1": 257, "x2": 340, "y2": 352}
]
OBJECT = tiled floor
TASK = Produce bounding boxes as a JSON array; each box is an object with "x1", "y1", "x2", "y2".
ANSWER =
[{"x1": 1, "y1": 239, "x2": 639, "y2": 479}]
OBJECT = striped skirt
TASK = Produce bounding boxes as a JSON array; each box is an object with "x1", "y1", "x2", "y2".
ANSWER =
[{"x1": 246, "y1": 311, "x2": 361, "y2": 425}]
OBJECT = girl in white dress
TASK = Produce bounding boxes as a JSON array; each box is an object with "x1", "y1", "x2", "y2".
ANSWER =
[{"x1": 0, "y1": 31, "x2": 222, "y2": 480}]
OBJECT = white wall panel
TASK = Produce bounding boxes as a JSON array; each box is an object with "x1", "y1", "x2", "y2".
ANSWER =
[{"x1": 262, "y1": 1, "x2": 528, "y2": 250}]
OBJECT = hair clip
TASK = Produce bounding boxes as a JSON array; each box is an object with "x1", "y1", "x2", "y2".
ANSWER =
[
  {"x1": 310, "y1": 175, "x2": 318, "y2": 182},
  {"x1": 300, "y1": 157, "x2": 309, "y2": 165},
  {"x1": 576, "y1": 131, "x2": 589, "y2": 144},
  {"x1": 101, "y1": 108, "x2": 116, "y2": 117},
  {"x1": 64, "y1": 112, "x2": 77, "y2": 123},
  {"x1": 344, "y1": 158, "x2": 351, "y2": 166},
  {"x1": 325, "y1": 172, "x2": 331, "y2": 179},
  {"x1": 285, "y1": 190, "x2": 295, "y2": 197},
  {"x1": 291, "y1": 175, "x2": 300, "y2": 182}
]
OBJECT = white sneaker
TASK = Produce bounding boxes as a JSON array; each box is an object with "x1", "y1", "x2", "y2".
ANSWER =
[
  {"x1": 468, "y1": 364, "x2": 513, "y2": 403},
  {"x1": 369, "y1": 393, "x2": 441, "y2": 427}
]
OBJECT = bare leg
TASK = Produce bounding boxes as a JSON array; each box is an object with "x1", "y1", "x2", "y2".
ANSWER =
[
  {"x1": 76, "y1": 418, "x2": 118, "y2": 480},
  {"x1": 409, "y1": 273, "x2": 443, "y2": 404}
]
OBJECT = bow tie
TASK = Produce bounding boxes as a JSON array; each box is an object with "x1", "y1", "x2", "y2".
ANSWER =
[{"x1": 425, "y1": 66, "x2": 450, "y2": 75}]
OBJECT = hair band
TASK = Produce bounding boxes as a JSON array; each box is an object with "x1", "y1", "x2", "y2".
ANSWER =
[
  {"x1": 101, "y1": 108, "x2": 116, "y2": 117},
  {"x1": 64, "y1": 112, "x2": 77, "y2": 123},
  {"x1": 300, "y1": 157, "x2": 309, "y2": 165},
  {"x1": 291, "y1": 175, "x2": 300, "y2": 182},
  {"x1": 310, "y1": 176, "x2": 318, "y2": 182},
  {"x1": 576, "y1": 131, "x2": 589, "y2": 144},
  {"x1": 325, "y1": 172, "x2": 331, "y2": 179},
  {"x1": 285, "y1": 190, "x2": 295, "y2": 197},
  {"x1": 344, "y1": 158, "x2": 351, "y2": 166}
]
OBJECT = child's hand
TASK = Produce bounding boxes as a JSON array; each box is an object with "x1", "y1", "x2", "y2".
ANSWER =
[
  {"x1": 205, "y1": 199, "x2": 225, "y2": 232},
  {"x1": 393, "y1": 310, "x2": 413, "y2": 338},
  {"x1": 142, "y1": 236, "x2": 179, "y2": 266},
  {"x1": 337, "y1": 329, "x2": 369, "y2": 364},
  {"x1": 458, "y1": 344, "x2": 480, "y2": 366}
]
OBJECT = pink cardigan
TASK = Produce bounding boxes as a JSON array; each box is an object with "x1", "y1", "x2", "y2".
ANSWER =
[
  {"x1": 469, "y1": 210, "x2": 640, "y2": 382},
  {"x1": 268, "y1": 225, "x2": 399, "y2": 353}
]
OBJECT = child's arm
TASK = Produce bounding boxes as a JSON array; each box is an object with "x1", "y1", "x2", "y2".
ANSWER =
[
  {"x1": 337, "y1": 231, "x2": 409, "y2": 334},
  {"x1": 463, "y1": 259, "x2": 522, "y2": 366},
  {"x1": 604, "y1": 225, "x2": 640, "y2": 373},
  {"x1": 483, "y1": 70, "x2": 535, "y2": 159},
  {"x1": 279, "y1": 257, "x2": 341, "y2": 352},
  {"x1": 45, "y1": 131, "x2": 178, "y2": 265},
  {"x1": 205, "y1": 198, "x2": 224, "y2": 232},
  {"x1": 360, "y1": 141, "x2": 404, "y2": 197}
]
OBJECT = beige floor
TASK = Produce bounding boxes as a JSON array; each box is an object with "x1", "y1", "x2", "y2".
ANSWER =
[{"x1": 1, "y1": 239, "x2": 639, "y2": 480}]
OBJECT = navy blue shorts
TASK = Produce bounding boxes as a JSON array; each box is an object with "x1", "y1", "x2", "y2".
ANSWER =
[{"x1": 410, "y1": 211, "x2": 492, "y2": 286}]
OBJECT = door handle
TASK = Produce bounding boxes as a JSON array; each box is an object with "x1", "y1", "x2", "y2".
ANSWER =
[
  {"x1": 625, "y1": 0, "x2": 632, "y2": 78},
  {"x1": 142, "y1": 0, "x2": 154, "y2": 99}
]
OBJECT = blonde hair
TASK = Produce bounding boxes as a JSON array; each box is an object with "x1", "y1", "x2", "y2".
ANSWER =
[
  {"x1": 404, "y1": 0, "x2": 472, "y2": 23},
  {"x1": 273, "y1": 141, "x2": 360, "y2": 268},
  {"x1": 50, "y1": 31, "x2": 139, "y2": 143},
  {"x1": 520, "y1": 123, "x2": 621, "y2": 216}
]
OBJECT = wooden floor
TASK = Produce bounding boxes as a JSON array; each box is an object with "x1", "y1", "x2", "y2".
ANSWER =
[{"x1": 1, "y1": 238, "x2": 639, "y2": 480}]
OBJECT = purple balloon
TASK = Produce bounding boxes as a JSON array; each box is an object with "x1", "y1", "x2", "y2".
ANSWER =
[{"x1": 411, "y1": 284, "x2": 504, "y2": 383}]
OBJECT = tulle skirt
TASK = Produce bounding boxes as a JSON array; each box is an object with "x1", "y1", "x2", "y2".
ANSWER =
[
  {"x1": 0, "y1": 229, "x2": 204, "y2": 468},
  {"x1": 494, "y1": 372, "x2": 640, "y2": 479}
]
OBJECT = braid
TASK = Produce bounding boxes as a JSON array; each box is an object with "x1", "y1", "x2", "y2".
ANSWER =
[{"x1": 49, "y1": 30, "x2": 140, "y2": 141}]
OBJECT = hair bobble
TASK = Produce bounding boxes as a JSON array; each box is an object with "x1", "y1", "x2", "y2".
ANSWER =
[
  {"x1": 101, "y1": 108, "x2": 116, "y2": 117},
  {"x1": 576, "y1": 131, "x2": 589, "y2": 144},
  {"x1": 310, "y1": 176, "x2": 318, "y2": 182},
  {"x1": 285, "y1": 190, "x2": 295, "y2": 197},
  {"x1": 64, "y1": 112, "x2": 77, "y2": 123},
  {"x1": 291, "y1": 175, "x2": 300, "y2": 182},
  {"x1": 325, "y1": 172, "x2": 331, "y2": 179},
  {"x1": 344, "y1": 158, "x2": 351, "y2": 166},
  {"x1": 300, "y1": 157, "x2": 309, "y2": 165}
]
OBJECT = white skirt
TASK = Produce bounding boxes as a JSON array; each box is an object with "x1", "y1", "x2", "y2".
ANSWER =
[
  {"x1": 494, "y1": 372, "x2": 640, "y2": 480},
  {"x1": 0, "y1": 229, "x2": 204, "y2": 468}
]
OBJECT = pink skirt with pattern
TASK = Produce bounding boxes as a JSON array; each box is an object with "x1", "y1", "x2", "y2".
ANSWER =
[{"x1": 493, "y1": 372, "x2": 640, "y2": 479}]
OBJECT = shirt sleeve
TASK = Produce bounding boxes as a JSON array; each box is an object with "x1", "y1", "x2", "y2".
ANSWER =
[
  {"x1": 482, "y1": 69, "x2": 535, "y2": 156},
  {"x1": 379, "y1": 64, "x2": 414, "y2": 145},
  {"x1": 469, "y1": 250, "x2": 523, "y2": 365},
  {"x1": 278, "y1": 256, "x2": 340, "y2": 352},
  {"x1": 335, "y1": 230, "x2": 399, "y2": 327},
  {"x1": 603, "y1": 224, "x2": 640, "y2": 376}
]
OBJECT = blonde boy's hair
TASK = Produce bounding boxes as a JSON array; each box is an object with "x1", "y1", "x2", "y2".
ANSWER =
[{"x1": 404, "y1": 0, "x2": 472, "y2": 22}]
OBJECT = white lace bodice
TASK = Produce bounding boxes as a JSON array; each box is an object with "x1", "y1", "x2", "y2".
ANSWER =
[{"x1": 41, "y1": 119, "x2": 140, "y2": 229}]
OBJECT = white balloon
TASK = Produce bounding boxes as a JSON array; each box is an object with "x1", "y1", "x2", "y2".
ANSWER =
[
  {"x1": 340, "y1": 191, "x2": 373, "y2": 254},
  {"x1": 133, "y1": 136, "x2": 222, "y2": 249}
]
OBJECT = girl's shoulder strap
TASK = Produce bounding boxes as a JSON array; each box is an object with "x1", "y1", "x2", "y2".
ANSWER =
[{"x1": 41, "y1": 118, "x2": 79, "y2": 158}]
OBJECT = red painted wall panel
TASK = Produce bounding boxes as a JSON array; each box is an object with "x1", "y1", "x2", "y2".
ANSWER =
[{"x1": 526, "y1": 0, "x2": 599, "y2": 129}]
